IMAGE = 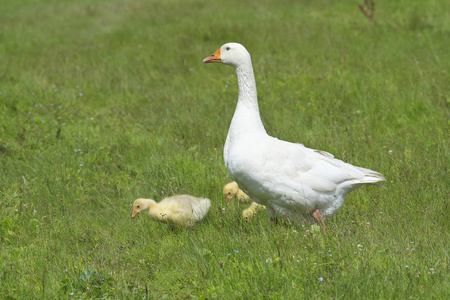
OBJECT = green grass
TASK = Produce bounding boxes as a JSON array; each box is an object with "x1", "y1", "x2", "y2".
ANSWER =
[{"x1": 0, "y1": 0, "x2": 449, "y2": 298}]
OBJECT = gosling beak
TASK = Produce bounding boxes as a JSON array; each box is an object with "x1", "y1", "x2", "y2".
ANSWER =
[
  {"x1": 132, "y1": 210, "x2": 139, "y2": 218},
  {"x1": 226, "y1": 196, "x2": 232, "y2": 205},
  {"x1": 203, "y1": 49, "x2": 221, "y2": 63}
]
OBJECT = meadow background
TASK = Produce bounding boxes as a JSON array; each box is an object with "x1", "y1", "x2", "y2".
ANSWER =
[{"x1": 0, "y1": 0, "x2": 449, "y2": 298}]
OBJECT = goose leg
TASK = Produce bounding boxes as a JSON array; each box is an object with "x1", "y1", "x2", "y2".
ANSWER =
[
  {"x1": 266, "y1": 206, "x2": 278, "y2": 225},
  {"x1": 312, "y1": 208, "x2": 326, "y2": 232}
]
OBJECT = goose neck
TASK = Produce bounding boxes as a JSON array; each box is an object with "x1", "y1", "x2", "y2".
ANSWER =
[
  {"x1": 235, "y1": 63, "x2": 258, "y2": 107},
  {"x1": 230, "y1": 62, "x2": 265, "y2": 134},
  {"x1": 142, "y1": 199, "x2": 156, "y2": 210}
]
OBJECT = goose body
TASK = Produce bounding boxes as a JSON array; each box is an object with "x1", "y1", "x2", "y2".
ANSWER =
[
  {"x1": 132, "y1": 195, "x2": 211, "y2": 227},
  {"x1": 204, "y1": 43, "x2": 385, "y2": 227}
]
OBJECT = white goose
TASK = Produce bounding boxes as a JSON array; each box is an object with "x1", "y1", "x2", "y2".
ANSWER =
[{"x1": 203, "y1": 43, "x2": 385, "y2": 229}]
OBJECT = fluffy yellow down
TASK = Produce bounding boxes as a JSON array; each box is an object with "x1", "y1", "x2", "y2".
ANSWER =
[
  {"x1": 132, "y1": 195, "x2": 211, "y2": 227},
  {"x1": 222, "y1": 181, "x2": 265, "y2": 220}
]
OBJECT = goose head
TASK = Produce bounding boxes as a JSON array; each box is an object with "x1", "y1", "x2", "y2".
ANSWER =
[
  {"x1": 203, "y1": 43, "x2": 251, "y2": 67},
  {"x1": 223, "y1": 181, "x2": 239, "y2": 205},
  {"x1": 132, "y1": 198, "x2": 154, "y2": 218}
]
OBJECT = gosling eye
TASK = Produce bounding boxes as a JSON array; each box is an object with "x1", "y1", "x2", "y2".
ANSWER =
[
  {"x1": 137, "y1": 205, "x2": 140, "y2": 208},
  {"x1": 227, "y1": 192, "x2": 231, "y2": 195},
  {"x1": 226, "y1": 47, "x2": 231, "y2": 51}
]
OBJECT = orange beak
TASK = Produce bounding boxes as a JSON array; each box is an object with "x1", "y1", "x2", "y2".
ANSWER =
[
  {"x1": 132, "y1": 210, "x2": 139, "y2": 218},
  {"x1": 226, "y1": 196, "x2": 232, "y2": 205},
  {"x1": 203, "y1": 49, "x2": 221, "y2": 63}
]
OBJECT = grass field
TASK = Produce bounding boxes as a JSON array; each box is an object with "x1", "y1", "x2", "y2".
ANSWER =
[{"x1": 0, "y1": 0, "x2": 449, "y2": 298}]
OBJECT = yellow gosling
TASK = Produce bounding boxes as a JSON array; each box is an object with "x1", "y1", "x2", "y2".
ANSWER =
[
  {"x1": 223, "y1": 181, "x2": 252, "y2": 205},
  {"x1": 132, "y1": 195, "x2": 211, "y2": 227},
  {"x1": 242, "y1": 202, "x2": 266, "y2": 219},
  {"x1": 223, "y1": 181, "x2": 265, "y2": 220}
]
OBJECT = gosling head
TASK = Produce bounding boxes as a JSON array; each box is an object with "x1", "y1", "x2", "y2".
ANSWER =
[
  {"x1": 223, "y1": 181, "x2": 239, "y2": 205},
  {"x1": 132, "y1": 198, "x2": 153, "y2": 218}
]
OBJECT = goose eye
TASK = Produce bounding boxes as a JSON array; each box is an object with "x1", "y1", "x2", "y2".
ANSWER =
[
  {"x1": 137, "y1": 205, "x2": 140, "y2": 208},
  {"x1": 228, "y1": 192, "x2": 231, "y2": 195},
  {"x1": 226, "y1": 47, "x2": 231, "y2": 51}
]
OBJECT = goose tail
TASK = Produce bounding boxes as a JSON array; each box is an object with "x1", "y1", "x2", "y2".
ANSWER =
[{"x1": 357, "y1": 166, "x2": 386, "y2": 186}]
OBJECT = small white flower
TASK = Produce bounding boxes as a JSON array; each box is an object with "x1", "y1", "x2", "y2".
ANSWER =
[
  {"x1": 388, "y1": 150, "x2": 393, "y2": 155},
  {"x1": 34, "y1": 210, "x2": 37, "y2": 213},
  {"x1": 318, "y1": 277, "x2": 323, "y2": 281}
]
